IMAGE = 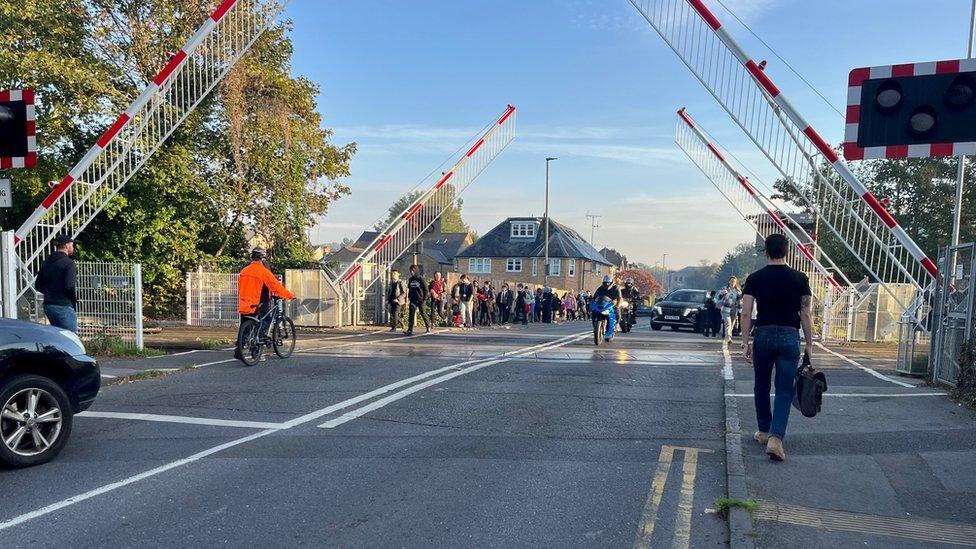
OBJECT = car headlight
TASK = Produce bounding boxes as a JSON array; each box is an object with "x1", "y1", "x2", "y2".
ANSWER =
[
  {"x1": 683, "y1": 308, "x2": 695, "y2": 316},
  {"x1": 59, "y1": 329, "x2": 87, "y2": 355},
  {"x1": 653, "y1": 306, "x2": 662, "y2": 314}
]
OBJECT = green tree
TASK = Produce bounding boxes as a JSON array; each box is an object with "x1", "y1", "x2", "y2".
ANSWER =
[
  {"x1": 710, "y1": 243, "x2": 765, "y2": 288},
  {"x1": 376, "y1": 185, "x2": 474, "y2": 235}
]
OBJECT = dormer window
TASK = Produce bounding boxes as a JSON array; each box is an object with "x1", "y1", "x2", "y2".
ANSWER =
[{"x1": 510, "y1": 222, "x2": 536, "y2": 238}]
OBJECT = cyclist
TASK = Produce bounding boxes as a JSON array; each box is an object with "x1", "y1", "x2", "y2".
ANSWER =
[{"x1": 236, "y1": 247, "x2": 296, "y2": 359}]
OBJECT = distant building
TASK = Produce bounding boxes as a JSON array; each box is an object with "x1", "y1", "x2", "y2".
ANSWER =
[
  {"x1": 599, "y1": 247, "x2": 628, "y2": 272},
  {"x1": 667, "y1": 265, "x2": 714, "y2": 291},
  {"x1": 455, "y1": 216, "x2": 613, "y2": 292},
  {"x1": 324, "y1": 218, "x2": 473, "y2": 279}
]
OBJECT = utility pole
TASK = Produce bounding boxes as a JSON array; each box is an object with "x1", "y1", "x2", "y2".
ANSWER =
[
  {"x1": 586, "y1": 212, "x2": 602, "y2": 247},
  {"x1": 952, "y1": 0, "x2": 976, "y2": 247},
  {"x1": 662, "y1": 253, "x2": 669, "y2": 292},
  {"x1": 544, "y1": 157, "x2": 557, "y2": 286}
]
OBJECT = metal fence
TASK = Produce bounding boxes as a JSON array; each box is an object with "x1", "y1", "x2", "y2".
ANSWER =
[
  {"x1": 284, "y1": 269, "x2": 343, "y2": 327},
  {"x1": 822, "y1": 283, "x2": 917, "y2": 343},
  {"x1": 931, "y1": 244, "x2": 976, "y2": 386},
  {"x1": 185, "y1": 271, "x2": 239, "y2": 327},
  {"x1": 0, "y1": 231, "x2": 16, "y2": 319},
  {"x1": 74, "y1": 262, "x2": 144, "y2": 349}
]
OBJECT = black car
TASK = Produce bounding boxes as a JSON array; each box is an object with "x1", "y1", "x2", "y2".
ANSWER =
[
  {"x1": 0, "y1": 318, "x2": 99, "y2": 468},
  {"x1": 650, "y1": 289, "x2": 708, "y2": 332}
]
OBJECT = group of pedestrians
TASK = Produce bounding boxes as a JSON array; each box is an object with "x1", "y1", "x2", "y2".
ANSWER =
[
  {"x1": 700, "y1": 276, "x2": 743, "y2": 342},
  {"x1": 385, "y1": 267, "x2": 602, "y2": 333}
]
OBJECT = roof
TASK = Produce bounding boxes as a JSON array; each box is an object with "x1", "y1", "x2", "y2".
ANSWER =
[{"x1": 457, "y1": 217, "x2": 611, "y2": 265}]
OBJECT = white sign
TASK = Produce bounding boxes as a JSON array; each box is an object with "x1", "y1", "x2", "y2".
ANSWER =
[{"x1": 0, "y1": 179, "x2": 10, "y2": 208}]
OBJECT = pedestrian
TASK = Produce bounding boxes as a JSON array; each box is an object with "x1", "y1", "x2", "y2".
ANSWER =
[
  {"x1": 477, "y1": 282, "x2": 493, "y2": 326},
  {"x1": 35, "y1": 233, "x2": 79, "y2": 332},
  {"x1": 563, "y1": 292, "x2": 577, "y2": 321},
  {"x1": 577, "y1": 290, "x2": 587, "y2": 321},
  {"x1": 428, "y1": 272, "x2": 447, "y2": 327},
  {"x1": 524, "y1": 286, "x2": 535, "y2": 323},
  {"x1": 741, "y1": 233, "x2": 814, "y2": 462},
  {"x1": 718, "y1": 276, "x2": 742, "y2": 343},
  {"x1": 405, "y1": 264, "x2": 430, "y2": 335},
  {"x1": 534, "y1": 287, "x2": 544, "y2": 322},
  {"x1": 541, "y1": 286, "x2": 554, "y2": 323},
  {"x1": 515, "y1": 284, "x2": 526, "y2": 324},
  {"x1": 497, "y1": 283, "x2": 513, "y2": 324},
  {"x1": 702, "y1": 290, "x2": 718, "y2": 337},
  {"x1": 451, "y1": 274, "x2": 474, "y2": 329},
  {"x1": 387, "y1": 269, "x2": 406, "y2": 332}
]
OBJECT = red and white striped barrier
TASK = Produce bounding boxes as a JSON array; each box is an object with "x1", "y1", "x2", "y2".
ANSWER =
[
  {"x1": 844, "y1": 58, "x2": 976, "y2": 161},
  {"x1": 14, "y1": 0, "x2": 243, "y2": 245},
  {"x1": 0, "y1": 89, "x2": 37, "y2": 170},
  {"x1": 681, "y1": 0, "x2": 937, "y2": 279},
  {"x1": 677, "y1": 108, "x2": 844, "y2": 291}
]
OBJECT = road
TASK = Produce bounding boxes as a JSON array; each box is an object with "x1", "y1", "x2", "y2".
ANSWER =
[{"x1": 0, "y1": 322, "x2": 731, "y2": 547}]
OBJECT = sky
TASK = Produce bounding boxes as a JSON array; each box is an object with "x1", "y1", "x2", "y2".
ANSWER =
[{"x1": 284, "y1": 0, "x2": 975, "y2": 268}]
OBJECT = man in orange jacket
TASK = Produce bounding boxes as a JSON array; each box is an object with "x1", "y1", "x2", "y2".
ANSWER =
[{"x1": 236, "y1": 248, "x2": 296, "y2": 358}]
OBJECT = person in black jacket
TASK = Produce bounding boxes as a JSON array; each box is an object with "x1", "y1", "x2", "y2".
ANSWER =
[
  {"x1": 451, "y1": 274, "x2": 474, "y2": 329},
  {"x1": 387, "y1": 270, "x2": 406, "y2": 332},
  {"x1": 496, "y1": 283, "x2": 513, "y2": 324},
  {"x1": 405, "y1": 264, "x2": 430, "y2": 335},
  {"x1": 35, "y1": 233, "x2": 79, "y2": 332}
]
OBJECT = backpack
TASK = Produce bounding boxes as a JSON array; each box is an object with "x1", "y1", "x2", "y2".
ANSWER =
[{"x1": 792, "y1": 353, "x2": 827, "y2": 418}]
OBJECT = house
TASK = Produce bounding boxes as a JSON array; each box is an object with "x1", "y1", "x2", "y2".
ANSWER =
[
  {"x1": 667, "y1": 265, "x2": 715, "y2": 291},
  {"x1": 323, "y1": 218, "x2": 473, "y2": 279},
  {"x1": 599, "y1": 247, "x2": 629, "y2": 272},
  {"x1": 455, "y1": 216, "x2": 614, "y2": 292}
]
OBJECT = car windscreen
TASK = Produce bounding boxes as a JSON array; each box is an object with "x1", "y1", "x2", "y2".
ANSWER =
[{"x1": 666, "y1": 290, "x2": 706, "y2": 303}]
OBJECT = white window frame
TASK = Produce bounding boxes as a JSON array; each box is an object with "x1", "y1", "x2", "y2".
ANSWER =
[
  {"x1": 549, "y1": 258, "x2": 561, "y2": 276},
  {"x1": 510, "y1": 222, "x2": 536, "y2": 238},
  {"x1": 568, "y1": 259, "x2": 576, "y2": 278},
  {"x1": 591, "y1": 261, "x2": 599, "y2": 273},
  {"x1": 531, "y1": 258, "x2": 538, "y2": 277},
  {"x1": 506, "y1": 258, "x2": 522, "y2": 272},
  {"x1": 468, "y1": 258, "x2": 491, "y2": 274}
]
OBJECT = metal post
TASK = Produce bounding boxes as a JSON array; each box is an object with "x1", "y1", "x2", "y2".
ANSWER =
[
  {"x1": 662, "y1": 253, "x2": 669, "y2": 292},
  {"x1": 951, "y1": 0, "x2": 976, "y2": 247},
  {"x1": 544, "y1": 157, "x2": 557, "y2": 285},
  {"x1": 1, "y1": 231, "x2": 17, "y2": 319},
  {"x1": 134, "y1": 264, "x2": 144, "y2": 350},
  {"x1": 185, "y1": 272, "x2": 192, "y2": 326}
]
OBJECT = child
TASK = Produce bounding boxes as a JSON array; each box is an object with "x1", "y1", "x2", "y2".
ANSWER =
[{"x1": 452, "y1": 302, "x2": 462, "y2": 328}]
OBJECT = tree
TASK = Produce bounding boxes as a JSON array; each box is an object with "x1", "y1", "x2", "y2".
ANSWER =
[
  {"x1": 710, "y1": 243, "x2": 765, "y2": 288},
  {"x1": 617, "y1": 268, "x2": 664, "y2": 300}
]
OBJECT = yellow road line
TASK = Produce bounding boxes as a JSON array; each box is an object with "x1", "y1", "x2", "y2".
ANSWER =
[
  {"x1": 634, "y1": 445, "x2": 674, "y2": 549},
  {"x1": 672, "y1": 448, "x2": 699, "y2": 549}
]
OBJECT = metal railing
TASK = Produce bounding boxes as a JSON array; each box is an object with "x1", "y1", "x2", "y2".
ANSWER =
[
  {"x1": 0, "y1": 231, "x2": 16, "y2": 319},
  {"x1": 931, "y1": 244, "x2": 976, "y2": 386},
  {"x1": 628, "y1": 0, "x2": 936, "y2": 317},
  {"x1": 75, "y1": 262, "x2": 144, "y2": 349},
  {"x1": 15, "y1": 0, "x2": 286, "y2": 298}
]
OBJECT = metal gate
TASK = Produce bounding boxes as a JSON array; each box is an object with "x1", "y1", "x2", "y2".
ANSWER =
[
  {"x1": 75, "y1": 262, "x2": 144, "y2": 349},
  {"x1": 932, "y1": 244, "x2": 976, "y2": 386}
]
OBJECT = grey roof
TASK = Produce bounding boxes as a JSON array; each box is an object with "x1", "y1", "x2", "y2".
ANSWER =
[
  {"x1": 457, "y1": 217, "x2": 611, "y2": 265},
  {"x1": 423, "y1": 232, "x2": 470, "y2": 261}
]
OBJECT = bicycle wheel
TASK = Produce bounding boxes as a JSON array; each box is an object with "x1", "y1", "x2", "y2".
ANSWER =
[
  {"x1": 236, "y1": 319, "x2": 263, "y2": 367},
  {"x1": 273, "y1": 316, "x2": 296, "y2": 359}
]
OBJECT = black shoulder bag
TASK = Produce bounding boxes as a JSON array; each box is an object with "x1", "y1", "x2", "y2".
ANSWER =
[{"x1": 792, "y1": 352, "x2": 827, "y2": 418}]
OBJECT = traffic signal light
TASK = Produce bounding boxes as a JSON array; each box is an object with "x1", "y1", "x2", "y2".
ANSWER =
[
  {"x1": 0, "y1": 89, "x2": 37, "y2": 169},
  {"x1": 845, "y1": 59, "x2": 976, "y2": 160}
]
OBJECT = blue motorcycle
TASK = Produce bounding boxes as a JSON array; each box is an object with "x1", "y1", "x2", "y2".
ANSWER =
[{"x1": 590, "y1": 296, "x2": 617, "y2": 346}]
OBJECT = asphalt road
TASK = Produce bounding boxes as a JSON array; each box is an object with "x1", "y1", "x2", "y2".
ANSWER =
[{"x1": 0, "y1": 321, "x2": 731, "y2": 548}]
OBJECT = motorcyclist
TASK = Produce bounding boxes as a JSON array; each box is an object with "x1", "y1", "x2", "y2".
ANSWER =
[
  {"x1": 620, "y1": 277, "x2": 641, "y2": 327},
  {"x1": 592, "y1": 275, "x2": 621, "y2": 341}
]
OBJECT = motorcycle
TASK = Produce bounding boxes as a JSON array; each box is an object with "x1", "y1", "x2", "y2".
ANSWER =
[
  {"x1": 590, "y1": 296, "x2": 617, "y2": 346},
  {"x1": 618, "y1": 299, "x2": 632, "y2": 333}
]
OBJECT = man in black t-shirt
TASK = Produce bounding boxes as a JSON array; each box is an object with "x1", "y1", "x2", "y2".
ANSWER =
[{"x1": 740, "y1": 233, "x2": 813, "y2": 462}]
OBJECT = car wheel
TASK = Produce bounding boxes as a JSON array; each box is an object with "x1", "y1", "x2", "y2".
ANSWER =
[
  {"x1": 651, "y1": 323, "x2": 662, "y2": 331},
  {"x1": 0, "y1": 375, "x2": 74, "y2": 468}
]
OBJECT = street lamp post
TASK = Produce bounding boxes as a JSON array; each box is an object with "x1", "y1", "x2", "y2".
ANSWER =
[{"x1": 544, "y1": 157, "x2": 557, "y2": 286}]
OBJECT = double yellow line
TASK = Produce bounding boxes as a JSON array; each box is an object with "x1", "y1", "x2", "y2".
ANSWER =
[{"x1": 634, "y1": 445, "x2": 713, "y2": 549}]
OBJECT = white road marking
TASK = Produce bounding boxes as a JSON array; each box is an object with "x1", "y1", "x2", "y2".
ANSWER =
[
  {"x1": 77, "y1": 411, "x2": 286, "y2": 430},
  {"x1": 725, "y1": 392, "x2": 946, "y2": 398},
  {"x1": 297, "y1": 328, "x2": 451, "y2": 354},
  {"x1": 317, "y1": 333, "x2": 588, "y2": 429},
  {"x1": 0, "y1": 331, "x2": 585, "y2": 532},
  {"x1": 814, "y1": 342, "x2": 914, "y2": 388}
]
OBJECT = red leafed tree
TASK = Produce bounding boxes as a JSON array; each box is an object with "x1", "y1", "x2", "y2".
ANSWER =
[{"x1": 617, "y1": 269, "x2": 664, "y2": 299}]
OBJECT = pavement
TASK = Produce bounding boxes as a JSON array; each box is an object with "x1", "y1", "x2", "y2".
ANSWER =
[{"x1": 1, "y1": 321, "x2": 973, "y2": 547}]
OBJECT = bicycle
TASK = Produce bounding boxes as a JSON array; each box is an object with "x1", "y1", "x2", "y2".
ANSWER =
[{"x1": 235, "y1": 297, "x2": 296, "y2": 366}]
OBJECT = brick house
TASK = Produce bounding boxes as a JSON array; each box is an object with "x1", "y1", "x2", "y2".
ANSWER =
[{"x1": 455, "y1": 217, "x2": 613, "y2": 293}]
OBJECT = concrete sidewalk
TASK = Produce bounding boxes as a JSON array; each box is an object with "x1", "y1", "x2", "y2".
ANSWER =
[{"x1": 730, "y1": 344, "x2": 976, "y2": 548}]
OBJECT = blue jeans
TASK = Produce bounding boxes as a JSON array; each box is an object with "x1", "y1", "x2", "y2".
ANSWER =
[
  {"x1": 44, "y1": 304, "x2": 78, "y2": 333},
  {"x1": 752, "y1": 326, "x2": 801, "y2": 440}
]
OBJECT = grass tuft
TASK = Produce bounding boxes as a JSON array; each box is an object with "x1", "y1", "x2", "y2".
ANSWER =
[
  {"x1": 85, "y1": 335, "x2": 164, "y2": 358},
  {"x1": 714, "y1": 497, "x2": 759, "y2": 520}
]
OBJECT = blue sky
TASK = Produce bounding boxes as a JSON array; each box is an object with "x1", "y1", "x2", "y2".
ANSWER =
[{"x1": 287, "y1": 0, "x2": 973, "y2": 268}]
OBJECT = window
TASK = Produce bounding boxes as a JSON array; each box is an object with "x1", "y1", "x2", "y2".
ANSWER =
[
  {"x1": 468, "y1": 258, "x2": 491, "y2": 274},
  {"x1": 531, "y1": 258, "x2": 538, "y2": 277},
  {"x1": 568, "y1": 259, "x2": 576, "y2": 278},
  {"x1": 591, "y1": 261, "x2": 599, "y2": 273},
  {"x1": 549, "y1": 258, "x2": 561, "y2": 276},
  {"x1": 510, "y1": 222, "x2": 536, "y2": 238},
  {"x1": 506, "y1": 258, "x2": 522, "y2": 272}
]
